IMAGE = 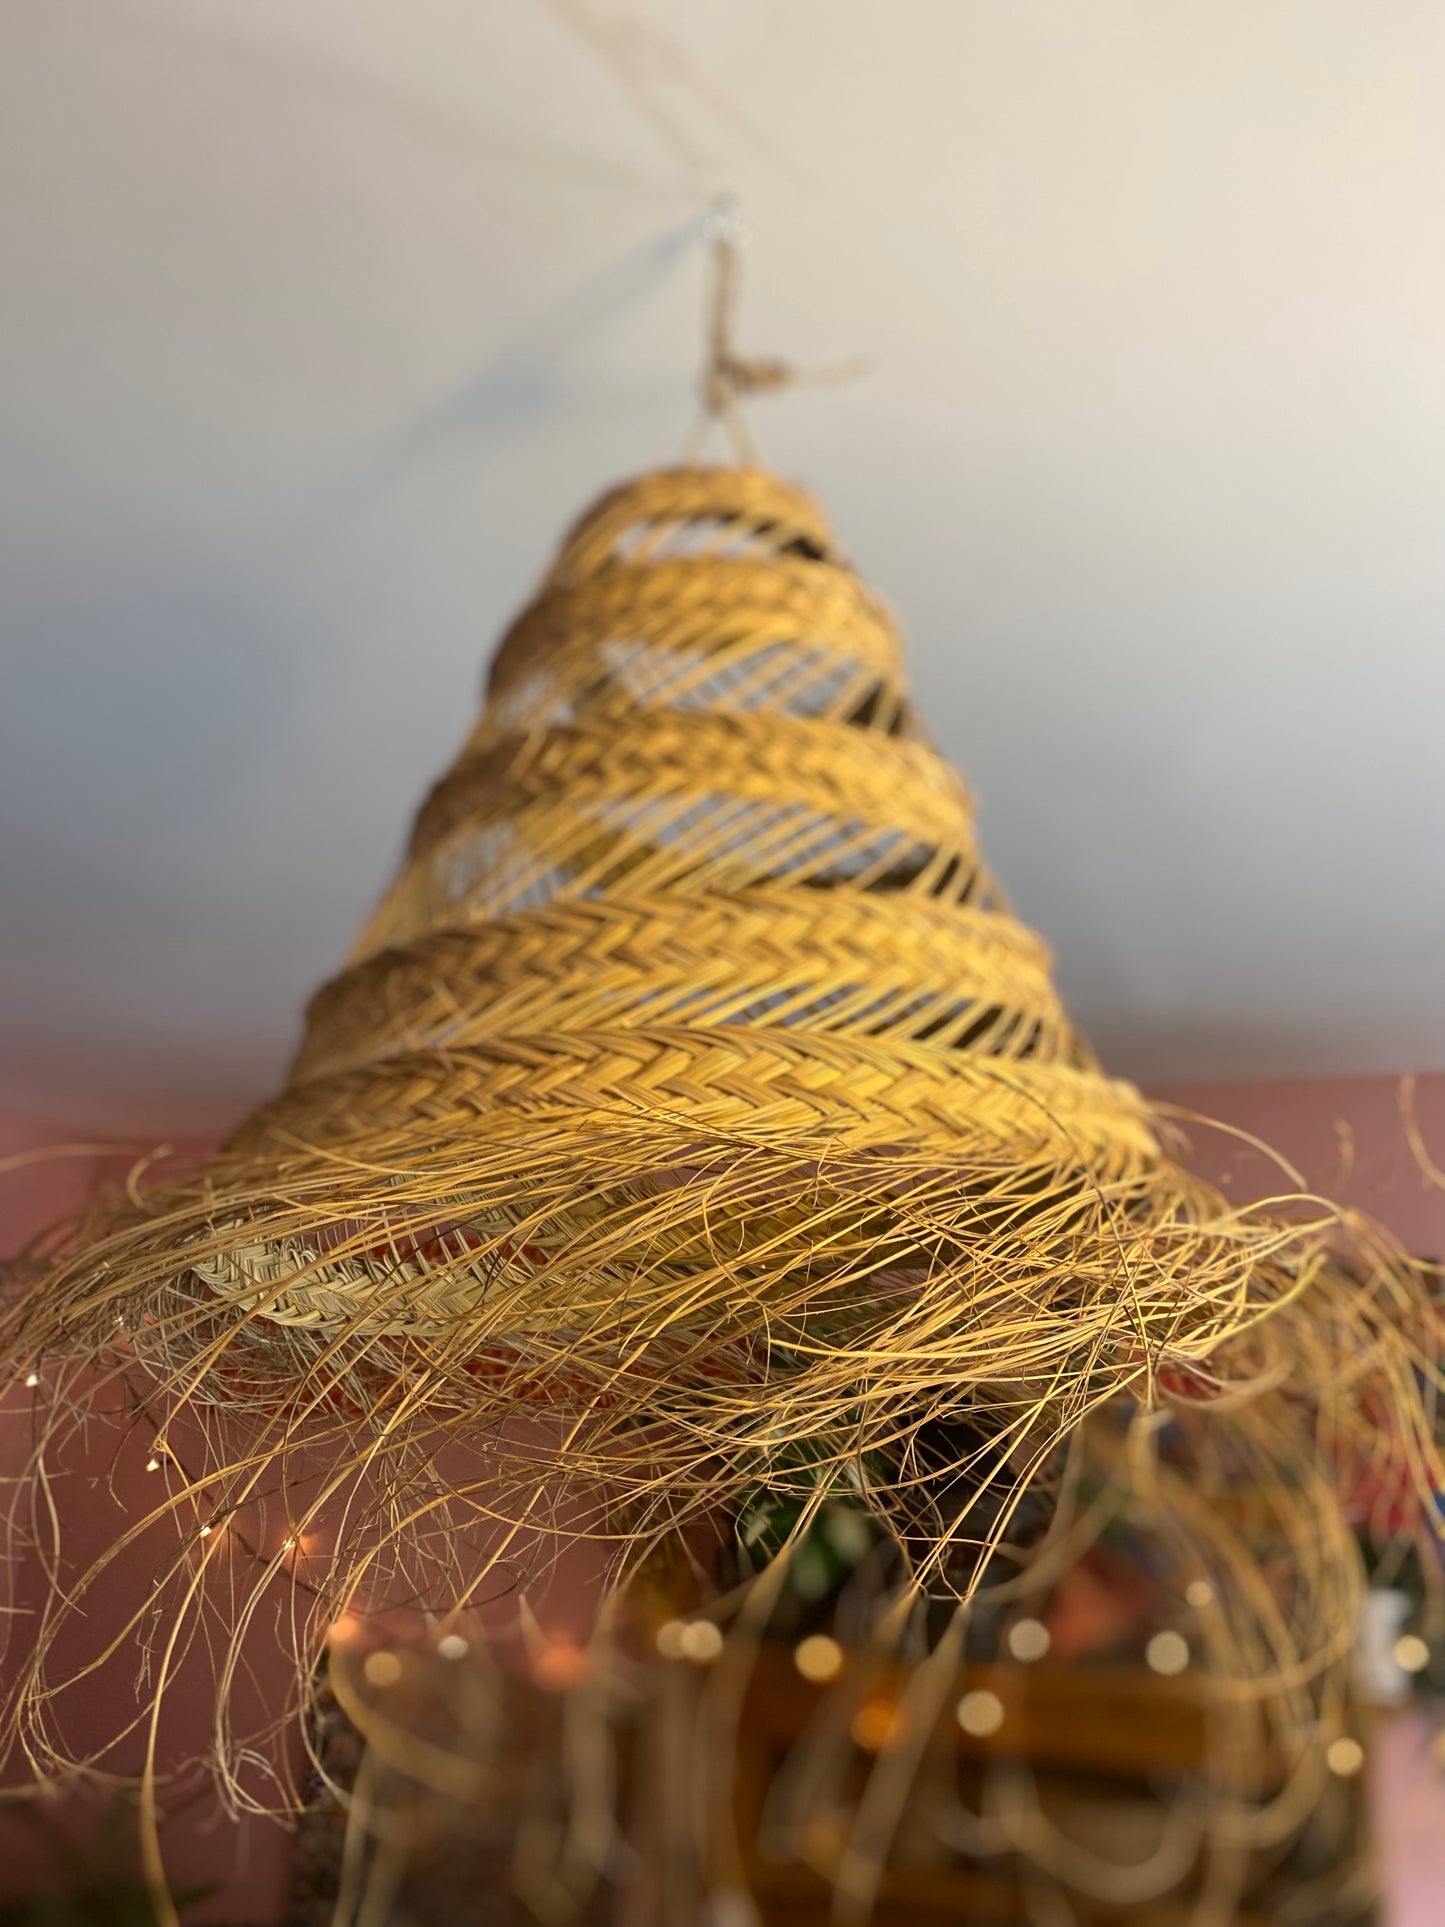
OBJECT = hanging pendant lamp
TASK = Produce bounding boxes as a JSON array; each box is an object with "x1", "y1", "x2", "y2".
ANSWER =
[{"x1": 3, "y1": 234, "x2": 1439, "y2": 1923}]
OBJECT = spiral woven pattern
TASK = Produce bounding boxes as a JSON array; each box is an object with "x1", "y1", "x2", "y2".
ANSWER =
[{"x1": 176, "y1": 464, "x2": 1176, "y2": 1398}]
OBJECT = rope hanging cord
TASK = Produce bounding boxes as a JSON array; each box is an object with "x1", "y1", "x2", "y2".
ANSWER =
[{"x1": 695, "y1": 221, "x2": 866, "y2": 462}]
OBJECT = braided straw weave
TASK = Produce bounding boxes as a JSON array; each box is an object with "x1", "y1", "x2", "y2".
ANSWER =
[{"x1": 4, "y1": 466, "x2": 1439, "y2": 1835}]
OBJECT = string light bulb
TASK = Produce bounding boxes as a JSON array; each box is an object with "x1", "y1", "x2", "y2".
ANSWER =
[
  {"x1": 533, "y1": 1641, "x2": 589, "y2": 1692},
  {"x1": 655, "y1": 1620, "x2": 687, "y2": 1659},
  {"x1": 956, "y1": 1689, "x2": 1005, "y2": 1738},
  {"x1": 794, "y1": 1634, "x2": 844, "y2": 1683},
  {"x1": 678, "y1": 1620, "x2": 723, "y2": 1664},
  {"x1": 1393, "y1": 1633, "x2": 1430, "y2": 1674},
  {"x1": 655, "y1": 1619, "x2": 723, "y2": 1663},
  {"x1": 1146, "y1": 1631, "x2": 1190, "y2": 1677},
  {"x1": 1007, "y1": 1618, "x2": 1051, "y2": 1662},
  {"x1": 24, "y1": 1373, "x2": 38, "y2": 1389},
  {"x1": 851, "y1": 1698, "x2": 904, "y2": 1752},
  {"x1": 363, "y1": 1650, "x2": 403, "y2": 1688}
]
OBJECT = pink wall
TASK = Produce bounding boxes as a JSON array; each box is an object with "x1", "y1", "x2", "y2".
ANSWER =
[
  {"x1": 5, "y1": 1078, "x2": 1444, "y2": 1922},
  {"x1": 1148, "y1": 1071, "x2": 1445, "y2": 1264}
]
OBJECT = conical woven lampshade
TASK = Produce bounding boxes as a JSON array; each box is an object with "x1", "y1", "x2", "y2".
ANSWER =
[
  {"x1": 205, "y1": 462, "x2": 1159, "y2": 1376},
  {"x1": 5, "y1": 466, "x2": 1438, "y2": 1840}
]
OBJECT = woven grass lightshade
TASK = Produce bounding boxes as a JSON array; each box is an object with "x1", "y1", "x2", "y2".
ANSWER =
[{"x1": 4, "y1": 464, "x2": 1440, "y2": 1903}]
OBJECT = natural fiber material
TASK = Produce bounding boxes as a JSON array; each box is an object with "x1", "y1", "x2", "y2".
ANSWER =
[{"x1": 3, "y1": 466, "x2": 1440, "y2": 1916}]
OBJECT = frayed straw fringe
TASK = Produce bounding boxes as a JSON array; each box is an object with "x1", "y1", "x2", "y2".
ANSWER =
[{"x1": 2, "y1": 466, "x2": 1440, "y2": 1918}]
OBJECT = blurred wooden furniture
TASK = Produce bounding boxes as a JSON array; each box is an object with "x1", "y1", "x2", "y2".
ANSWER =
[
  {"x1": 733, "y1": 1647, "x2": 1373, "y2": 1926},
  {"x1": 284, "y1": 1643, "x2": 1374, "y2": 1925}
]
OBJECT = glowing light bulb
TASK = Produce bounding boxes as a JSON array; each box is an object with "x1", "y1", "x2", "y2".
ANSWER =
[
  {"x1": 678, "y1": 1620, "x2": 723, "y2": 1664},
  {"x1": 1007, "y1": 1618, "x2": 1051, "y2": 1663},
  {"x1": 1146, "y1": 1631, "x2": 1190, "y2": 1677},
  {"x1": 851, "y1": 1699, "x2": 904, "y2": 1752},
  {"x1": 198, "y1": 1524, "x2": 213, "y2": 1538},
  {"x1": 533, "y1": 1642, "x2": 588, "y2": 1692},
  {"x1": 1393, "y1": 1633, "x2": 1430, "y2": 1674},
  {"x1": 437, "y1": 1634, "x2": 469, "y2": 1661},
  {"x1": 655, "y1": 1620, "x2": 687, "y2": 1659},
  {"x1": 793, "y1": 1634, "x2": 844, "y2": 1683},
  {"x1": 363, "y1": 1651, "x2": 403, "y2": 1688},
  {"x1": 956, "y1": 1689, "x2": 1005, "y2": 1737},
  {"x1": 1326, "y1": 1737, "x2": 1364, "y2": 1778},
  {"x1": 24, "y1": 1373, "x2": 39, "y2": 1389},
  {"x1": 145, "y1": 1458, "x2": 161, "y2": 1473}
]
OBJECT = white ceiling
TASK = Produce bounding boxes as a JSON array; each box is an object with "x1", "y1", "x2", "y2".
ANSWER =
[{"x1": 3, "y1": 0, "x2": 1444, "y2": 1133}]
